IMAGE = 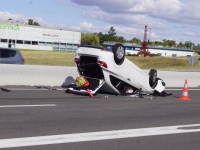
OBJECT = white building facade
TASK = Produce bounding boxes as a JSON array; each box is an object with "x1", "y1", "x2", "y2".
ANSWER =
[
  {"x1": 0, "y1": 20, "x2": 81, "y2": 51},
  {"x1": 105, "y1": 43, "x2": 194, "y2": 57}
]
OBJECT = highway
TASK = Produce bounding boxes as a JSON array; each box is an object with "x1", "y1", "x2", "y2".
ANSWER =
[{"x1": 0, "y1": 87, "x2": 200, "y2": 150}]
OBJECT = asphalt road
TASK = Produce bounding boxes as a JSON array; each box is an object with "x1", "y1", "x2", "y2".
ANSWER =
[{"x1": 0, "y1": 88, "x2": 200, "y2": 150}]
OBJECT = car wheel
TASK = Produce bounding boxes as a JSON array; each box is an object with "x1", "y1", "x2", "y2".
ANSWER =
[
  {"x1": 112, "y1": 44, "x2": 125, "y2": 65},
  {"x1": 80, "y1": 41, "x2": 92, "y2": 46},
  {"x1": 149, "y1": 69, "x2": 157, "y2": 88}
]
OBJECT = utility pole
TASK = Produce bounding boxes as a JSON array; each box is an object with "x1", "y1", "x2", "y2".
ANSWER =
[{"x1": 148, "y1": 23, "x2": 152, "y2": 43}]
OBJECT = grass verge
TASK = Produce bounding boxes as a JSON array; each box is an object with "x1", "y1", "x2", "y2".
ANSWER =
[
  {"x1": 126, "y1": 56, "x2": 200, "y2": 70},
  {"x1": 20, "y1": 49, "x2": 75, "y2": 66},
  {"x1": 19, "y1": 49, "x2": 200, "y2": 70}
]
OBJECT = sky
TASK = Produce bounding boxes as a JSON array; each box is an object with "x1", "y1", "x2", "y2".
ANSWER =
[{"x1": 0, "y1": 0, "x2": 200, "y2": 45}]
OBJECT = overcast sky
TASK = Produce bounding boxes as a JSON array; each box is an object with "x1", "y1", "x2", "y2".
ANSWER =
[{"x1": 0, "y1": 0, "x2": 200, "y2": 45}]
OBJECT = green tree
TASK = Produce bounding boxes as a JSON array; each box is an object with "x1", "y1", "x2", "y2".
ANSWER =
[
  {"x1": 81, "y1": 33, "x2": 100, "y2": 46},
  {"x1": 194, "y1": 47, "x2": 200, "y2": 53},
  {"x1": 33, "y1": 22, "x2": 40, "y2": 26},
  {"x1": 177, "y1": 42, "x2": 185, "y2": 48},
  {"x1": 194, "y1": 45, "x2": 200, "y2": 55},
  {"x1": 148, "y1": 41, "x2": 155, "y2": 46},
  {"x1": 166, "y1": 40, "x2": 176, "y2": 47},
  {"x1": 28, "y1": 19, "x2": 40, "y2": 26},
  {"x1": 130, "y1": 37, "x2": 141, "y2": 45},
  {"x1": 108, "y1": 26, "x2": 116, "y2": 36},
  {"x1": 154, "y1": 41, "x2": 163, "y2": 46},
  {"x1": 184, "y1": 41, "x2": 194, "y2": 49},
  {"x1": 116, "y1": 36, "x2": 126, "y2": 43},
  {"x1": 28, "y1": 19, "x2": 33, "y2": 25},
  {"x1": 96, "y1": 32, "x2": 106, "y2": 44},
  {"x1": 108, "y1": 26, "x2": 117, "y2": 42},
  {"x1": 163, "y1": 39, "x2": 169, "y2": 47},
  {"x1": 86, "y1": 29, "x2": 200, "y2": 49}
]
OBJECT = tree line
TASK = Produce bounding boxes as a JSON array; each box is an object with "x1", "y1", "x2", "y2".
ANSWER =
[
  {"x1": 82, "y1": 26, "x2": 200, "y2": 55},
  {"x1": 8, "y1": 18, "x2": 40, "y2": 26},
  {"x1": 7, "y1": 19, "x2": 200, "y2": 54}
]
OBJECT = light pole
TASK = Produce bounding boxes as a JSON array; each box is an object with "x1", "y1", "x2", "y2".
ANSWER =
[
  {"x1": 148, "y1": 23, "x2": 152, "y2": 43},
  {"x1": 149, "y1": 27, "x2": 151, "y2": 42}
]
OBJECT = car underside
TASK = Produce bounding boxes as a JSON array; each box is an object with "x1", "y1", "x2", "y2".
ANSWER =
[
  {"x1": 69, "y1": 42, "x2": 166, "y2": 96},
  {"x1": 76, "y1": 55, "x2": 139, "y2": 95}
]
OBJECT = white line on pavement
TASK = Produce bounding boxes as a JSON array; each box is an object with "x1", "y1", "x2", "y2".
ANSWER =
[
  {"x1": 0, "y1": 123, "x2": 200, "y2": 148},
  {"x1": 3, "y1": 88, "x2": 200, "y2": 91},
  {"x1": 3, "y1": 89, "x2": 64, "y2": 91},
  {"x1": 0, "y1": 104, "x2": 57, "y2": 108}
]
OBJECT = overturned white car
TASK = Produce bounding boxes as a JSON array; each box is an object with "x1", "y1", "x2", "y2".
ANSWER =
[{"x1": 69, "y1": 41, "x2": 166, "y2": 96}]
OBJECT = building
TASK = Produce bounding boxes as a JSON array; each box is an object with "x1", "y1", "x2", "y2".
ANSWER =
[
  {"x1": 104, "y1": 42, "x2": 194, "y2": 57},
  {"x1": 0, "y1": 20, "x2": 81, "y2": 51}
]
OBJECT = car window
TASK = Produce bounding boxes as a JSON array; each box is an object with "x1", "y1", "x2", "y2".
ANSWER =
[
  {"x1": 0, "y1": 49, "x2": 16, "y2": 58},
  {"x1": 9, "y1": 50, "x2": 17, "y2": 57}
]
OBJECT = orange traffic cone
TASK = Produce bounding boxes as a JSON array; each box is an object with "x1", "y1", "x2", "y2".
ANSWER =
[{"x1": 179, "y1": 79, "x2": 191, "y2": 101}]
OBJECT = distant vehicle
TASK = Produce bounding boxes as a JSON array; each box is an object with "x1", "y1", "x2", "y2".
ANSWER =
[
  {"x1": 125, "y1": 49, "x2": 137, "y2": 55},
  {"x1": 0, "y1": 47, "x2": 24, "y2": 64},
  {"x1": 68, "y1": 41, "x2": 166, "y2": 96}
]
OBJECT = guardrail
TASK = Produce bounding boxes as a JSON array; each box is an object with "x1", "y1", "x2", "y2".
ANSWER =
[
  {"x1": 0, "y1": 64, "x2": 79, "y2": 87},
  {"x1": 143, "y1": 70, "x2": 200, "y2": 88},
  {"x1": 0, "y1": 64, "x2": 199, "y2": 88}
]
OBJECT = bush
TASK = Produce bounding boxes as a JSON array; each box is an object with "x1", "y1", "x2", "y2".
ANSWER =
[{"x1": 81, "y1": 33, "x2": 100, "y2": 46}]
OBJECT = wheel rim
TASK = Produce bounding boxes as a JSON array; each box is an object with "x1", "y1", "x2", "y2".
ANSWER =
[{"x1": 116, "y1": 46, "x2": 124, "y2": 59}]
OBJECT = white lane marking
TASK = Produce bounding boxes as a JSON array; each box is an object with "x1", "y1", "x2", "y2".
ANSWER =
[
  {"x1": 0, "y1": 123, "x2": 200, "y2": 148},
  {"x1": 3, "y1": 88, "x2": 200, "y2": 91},
  {"x1": 0, "y1": 104, "x2": 57, "y2": 108},
  {"x1": 2, "y1": 89, "x2": 64, "y2": 91}
]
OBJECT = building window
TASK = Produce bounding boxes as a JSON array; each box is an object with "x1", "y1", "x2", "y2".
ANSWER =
[
  {"x1": 9, "y1": 39, "x2": 15, "y2": 43},
  {"x1": 73, "y1": 45, "x2": 78, "y2": 50},
  {"x1": 172, "y1": 54, "x2": 177, "y2": 57},
  {"x1": 187, "y1": 55, "x2": 191, "y2": 58},
  {"x1": 24, "y1": 41, "x2": 31, "y2": 44},
  {"x1": 17, "y1": 40, "x2": 23, "y2": 44},
  {"x1": 53, "y1": 43, "x2": 59, "y2": 46},
  {"x1": 0, "y1": 39, "x2": 7, "y2": 43},
  {"x1": 60, "y1": 48, "x2": 66, "y2": 51},
  {"x1": 39, "y1": 42, "x2": 45, "y2": 46},
  {"x1": 32, "y1": 41, "x2": 38, "y2": 45},
  {"x1": 67, "y1": 44, "x2": 72, "y2": 48},
  {"x1": 67, "y1": 48, "x2": 72, "y2": 51},
  {"x1": 53, "y1": 47, "x2": 59, "y2": 51},
  {"x1": 157, "y1": 53, "x2": 162, "y2": 56},
  {"x1": 46, "y1": 42, "x2": 52, "y2": 46},
  {"x1": 60, "y1": 43, "x2": 66, "y2": 48}
]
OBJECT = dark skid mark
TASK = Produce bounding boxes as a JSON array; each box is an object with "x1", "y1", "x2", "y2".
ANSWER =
[{"x1": 0, "y1": 88, "x2": 10, "y2": 92}]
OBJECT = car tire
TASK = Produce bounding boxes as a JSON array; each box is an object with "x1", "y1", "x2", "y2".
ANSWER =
[
  {"x1": 112, "y1": 44, "x2": 125, "y2": 65},
  {"x1": 80, "y1": 41, "x2": 92, "y2": 46},
  {"x1": 149, "y1": 69, "x2": 157, "y2": 88}
]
